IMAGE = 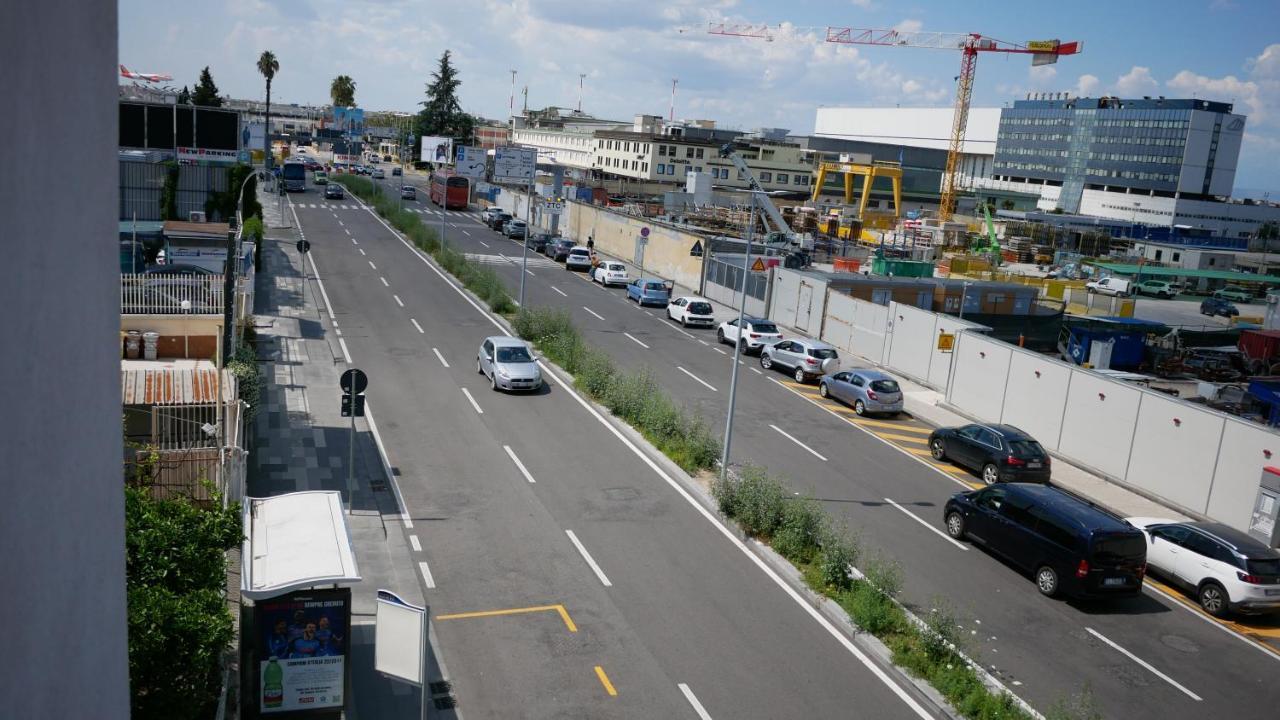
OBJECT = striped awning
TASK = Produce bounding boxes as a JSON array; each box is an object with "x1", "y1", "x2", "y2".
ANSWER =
[{"x1": 121, "y1": 363, "x2": 234, "y2": 405}]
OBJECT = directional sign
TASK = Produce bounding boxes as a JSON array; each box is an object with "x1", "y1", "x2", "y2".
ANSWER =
[
  {"x1": 296, "y1": 239, "x2": 311, "y2": 255},
  {"x1": 750, "y1": 257, "x2": 767, "y2": 273},
  {"x1": 340, "y1": 368, "x2": 368, "y2": 395},
  {"x1": 493, "y1": 146, "x2": 537, "y2": 182},
  {"x1": 690, "y1": 240, "x2": 704, "y2": 257},
  {"x1": 341, "y1": 394, "x2": 366, "y2": 417}
]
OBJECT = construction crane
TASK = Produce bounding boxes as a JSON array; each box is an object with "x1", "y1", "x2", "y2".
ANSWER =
[
  {"x1": 707, "y1": 23, "x2": 1081, "y2": 223},
  {"x1": 718, "y1": 143, "x2": 813, "y2": 267}
]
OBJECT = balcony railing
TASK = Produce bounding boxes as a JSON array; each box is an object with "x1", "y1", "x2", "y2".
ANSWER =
[{"x1": 121, "y1": 273, "x2": 226, "y2": 315}]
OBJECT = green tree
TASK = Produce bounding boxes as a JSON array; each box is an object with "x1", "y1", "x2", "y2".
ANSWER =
[
  {"x1": 192, "y1": 66, "x2": 223, "y2": 107},
  {"x1": 204, "y1": 164, "x2": 261, "y2": 223},
  {"x1": 416, "y1": 50, "x2": 476, "y2": 150},
  {"x1": 330, "y1": 74, "x2": 356, "y2": 108},
  {"x1": 176, "y1": 85, "x2": 191, "y2": 105},
  {"x1": 257, "y1": 51, "x2": 279, "y2": 167}
]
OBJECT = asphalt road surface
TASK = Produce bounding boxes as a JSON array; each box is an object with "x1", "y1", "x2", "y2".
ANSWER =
[
  {"x1": 318, "y1": 177, "x2": 1280, "y2": 720},
  {"x1": 1131, "y1": 295, "x2": 1268, "y2": 328}
]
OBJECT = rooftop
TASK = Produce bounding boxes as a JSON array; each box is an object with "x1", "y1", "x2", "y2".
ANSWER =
[
  {"x1": 121, "y1": 359, "x2": 235, "y2": 405},
  {"x1": 241, "y1": 491, "x2": 361, "y2": 601},
  {"x1": 1089, "y1": 262, "x2": 1280, "y2": 283},
  {"x1": 163, "y1": 220, "x2": 231, "y2": 238}
]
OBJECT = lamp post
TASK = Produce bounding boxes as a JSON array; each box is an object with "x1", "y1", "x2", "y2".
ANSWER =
[
  {"x1": 719, "y1": 192, "x2": 758, "y2": 482},
  {"x1": 958, "y1": 280, "x2": 972, "y2": 320}
]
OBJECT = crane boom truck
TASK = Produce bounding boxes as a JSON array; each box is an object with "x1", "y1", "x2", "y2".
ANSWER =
[{"x1": 718, "y1": 144, "x2": 813, "y2": 266}]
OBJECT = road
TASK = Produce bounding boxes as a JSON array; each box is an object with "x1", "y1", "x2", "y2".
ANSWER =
[
  {"x1": 1131, "y1": 296, "x2": 1268, "y2": 328},
  {"x1": 285, "y1": 185, "x2": 942, "y2": 719},
  {"x1": 344, "y1": 175, "x2": 1280, "y2": 719}
]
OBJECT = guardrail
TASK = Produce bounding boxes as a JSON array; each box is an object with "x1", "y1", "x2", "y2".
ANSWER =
[{"x1": 121, "y1": 273, "x2": 226, "y2": 315}]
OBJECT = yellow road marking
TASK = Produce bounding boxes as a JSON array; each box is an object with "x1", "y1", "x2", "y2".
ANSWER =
[
  {"x1": 875, "y1": 432, "x2": 930, "y2": 444},
  {"x1": 901, "y1": 447, "x2": 937, "y2": 456},
  {"x1": 594, "y1": 665, "x2": 618, "y2": 696},
  {"x1": 850, "y1": 417, "x2": 931, "y2": 433},
  {"x1": 435, "y1": 604, "x2": 578, "y2": 633},
  {"x1": 780, "y1": 380, "x2": 819, "y2": 391}
]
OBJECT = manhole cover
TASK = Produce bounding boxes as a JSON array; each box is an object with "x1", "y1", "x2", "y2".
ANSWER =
[{"x1": 1160, "y1": 634, "x2": 1199, "y2": 653}]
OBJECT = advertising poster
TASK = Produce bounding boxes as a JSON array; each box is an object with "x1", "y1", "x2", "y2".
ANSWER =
[
  {"x1": 256, "y1": 589, "x2": 350, "y2": 714},
  {"x1": 420, "y1": 136, "x2": 454, "y2": 165},
  {"x1": 332, "y1": 107, "x2": 365, "y2": 137},
  {"x1": 455, "y1": 145, "x2": 487, "y2": 179}
]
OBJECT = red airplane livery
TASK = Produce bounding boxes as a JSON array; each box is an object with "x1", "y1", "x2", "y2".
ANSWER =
[{"x1": 119, "y1": 65, "x2": 173, "y2": 83}]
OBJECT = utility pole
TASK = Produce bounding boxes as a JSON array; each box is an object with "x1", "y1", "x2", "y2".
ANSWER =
[
  {"x1": 577, "y1": 73, "x2": 586, "y2": 113},
  {"x1": 509, "y1": 69, "x2": 517, "y2": 122},
  {"x1": 669, "y1": 79, "x2": 678, "y2": 122},
  {"x1": 719, "y1": 193, "x2": 756, "y2": 482},
  {"x1": 519, "y1": 188, "x2": 534, "y2": 308}
]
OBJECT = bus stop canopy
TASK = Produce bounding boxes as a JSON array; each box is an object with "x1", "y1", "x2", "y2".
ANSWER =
[{"x1": 241, "y1": 491, "x2": 361, "y2": 601}]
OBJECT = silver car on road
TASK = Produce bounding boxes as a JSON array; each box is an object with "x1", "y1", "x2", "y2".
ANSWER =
[
  {"x1": 477, "y1": 336, "x2": 542, "y2": 392},
  {"x1": 819, "y1": 369, "x2": 904, "y2": 416},
  {"x1": 760, "y1": 338, "x2": 840, "y2": 383}
]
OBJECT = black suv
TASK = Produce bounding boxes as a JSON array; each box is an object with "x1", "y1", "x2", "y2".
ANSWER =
[
  {"x1": 546, "y1": 238, "x2": 575, "y2": 262},
  {"x1": 944, "y1": 483, "x2": 1148, "y2": 598},
  {"x1": 928, "y1": 423, "x2": 1050, "y2": 484},
  {"x1": 526, "y1": 232, "x2": 556, "y2": 253},
  {"x1": 486, "y1": 212, "x2": 512, "y2": 231}
]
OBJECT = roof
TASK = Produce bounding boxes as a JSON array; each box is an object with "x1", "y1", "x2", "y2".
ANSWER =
[
  {"x1": 121, "y1": 360, "x2": 235, "y2": 405},
  {"x1": 487, "y1": 335, "x2": 529, "y2": 347},
  {"x1": 241, "y1": 491, "x2": 361, "y2": 601},
  {"x1": 163, "y1": 220, "x2": 231, "y2": 238},
  {"x1": 1190, "y1": 522, "x2": 1280, "y2": 557},
  {"x1": 1008, "y1": 484, "x2": 1135, "y2": 533},
  {"x1": 1090, "y1": 262, "x2": 1280, "y2": 284}
]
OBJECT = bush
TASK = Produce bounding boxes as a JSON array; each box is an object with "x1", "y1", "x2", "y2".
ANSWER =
[
  {"x1": 816, "y1": 524, "x2": 859, "y2": 591},
  {"x1": 227, "y1": 344, "x2": 261, "y2": 423},
  {"x1": 845, "y1": 581, "x2": 904, "y2": 635},
  {"x1": 861, "y1": 553, "x2": 904, "y2": 599},
  {"x1": 922, "y1": 599, "x2": 965, "y2": 662},
  {"x1": 772, "y1": 495, "x2": 826, "y2": 564},
  {"x1": 728, "y1": 465, "x2": 787, "y2": 538}
]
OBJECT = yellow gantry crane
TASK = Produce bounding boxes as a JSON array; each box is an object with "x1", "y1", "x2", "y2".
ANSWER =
[{"x1": 707, "y1": 23, "x2": 1082, "y2": 222}]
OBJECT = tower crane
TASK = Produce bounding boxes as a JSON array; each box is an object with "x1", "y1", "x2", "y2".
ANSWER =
[{"x1": 707, "y1": 23, "x2": 1081, "y2": 223}]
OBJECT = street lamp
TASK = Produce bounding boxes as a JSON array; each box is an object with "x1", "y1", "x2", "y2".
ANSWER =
[
  {"x1": 719, "y1": 191, "x2": 759, "y2": 482},
  {"x1": 958, "y1": 280, "x2": 972, "y2": 320}
]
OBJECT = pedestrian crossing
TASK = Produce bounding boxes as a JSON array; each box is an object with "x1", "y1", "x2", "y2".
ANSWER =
[{"x1": 463, "y1": 252, "x2": 558, "y2": 269}]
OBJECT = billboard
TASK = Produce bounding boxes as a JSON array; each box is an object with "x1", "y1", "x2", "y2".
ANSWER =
[
  {"x1": 331, "y1": 107, "x2": 365, "y2": 137},
  {"x1": 255, "y1": 588, "x2": 350, "y2": 714},
  {"x1": 455, "y1": 145, "x2": 487, "y2": 179},
  {"x1": 420, "y1": 136, "x2": 454, "y2": 165},
  {"x1": 493, "y1": 146, "x2": 537, "y2": 182}
]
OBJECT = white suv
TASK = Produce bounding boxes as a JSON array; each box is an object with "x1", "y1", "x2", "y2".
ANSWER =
[
  {"x1": 592, "y1": 261, "x2": 629, "y2": 287},
  {"x1": 1127, "y1": 517, "x2": 1280, "y2": 617},
  {"x1": 717, "y1": 316, "x2": 783, "y2": 354},
  {"x1": 565, "y1": 247, "x2": 593, "y2": 271}
]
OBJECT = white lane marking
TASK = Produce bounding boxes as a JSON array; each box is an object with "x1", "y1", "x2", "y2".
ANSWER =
[
  {"x1": 503, "y1": 445, "x2": 537, "y2": 484},
  {"x1": 463, "y1": 230, "x2": 470, "y2": 236},
  {"x1": 713, "y1": 347, "x2": 727, "y2": 356},
  {"x1": 767, "y1": 376, "x2": 973, "y2": 490},
  {"x1": 344, "y1": 228, "x2": 351, "y2": 235},
  {"x1": 644, "y1": 310, "x2": 655, "y2": 316},
  {"x1": 409, "y1": 535, "x2": 422, "y2": 552},
  {"x1": 418, "y1": 561, "x2": 437, "y2": 589},
  {"x1": 411, "y1": 318, "x2": 425, "y2": 334},
  {"x1": 565, "y1": 530, "x2": 612, "y2": 587},
  {"x1": 432, "y1": 347, "x2": 449, "y2": 367},
  {"x1": 352, "y1": 238, "x2": 358, "y2": 245},
  {"x1": 337, "y1": 337, "x2": 352, "y2": 363},
  {"x1": 769, "y1": 424, "x2": 828, "y2": 462},
  {"x1": 1141, "y1": 582, "x2": 1280, "y2": 663},
  {"x1": 394, "y1": 294, "x2": 404, "y2": 307},
  {"x1": 380, "y1": 276, "x2": 389, "y2": 287},
  {"x1": 347, "y1": 184, "x2": 939, "y2": 720},
  {"x1": 698, "y1": 339, "x2": 710, "y2": 346},
  {"x1": 751, "y1": 367, "x2": 763, "y2": 375},
  {"x1": 359, "y1": 248, "x2": 367, "y2": 256},
  {"x1": 368, "y1": 260, "x2": 377, "y2": 270},
  {"x1": 460, "y1": 387, "x2": 483, "y2": 414},
  {"x1": 338, "y1": 219, "x2": 344, "y2": 226},
  {"x1": 885, "y1": 498, "x2": 968, "y2": 551},
  {"x1": 479, "y1": 240, "x2": 490, "y2": 248},
  {"x1": 1085, "y1": 628, "x2": 1201, "y2": 701},
  {"x1": 678, "y1": 366, "x2": 718, "y2": 392},
  {"x1": 551, "y1": 285, "x2": 568, "y2": 297},
  {"x1": 679, "y1": 684, "x2": 713, "y2": 720},
  {"x1": 582, "y1": 306, "x2": 605, "y2": 321},
  {"x1": 624, "y1": 332, "x2": 650, "y2": 349},
  {"x1": 674, "y1": 325, "x2": 697, "y2": 339}
]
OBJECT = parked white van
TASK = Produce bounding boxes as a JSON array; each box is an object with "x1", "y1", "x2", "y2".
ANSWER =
[{"x1": 1086, "y1": 277, "x2": 1131, "y2": 296}]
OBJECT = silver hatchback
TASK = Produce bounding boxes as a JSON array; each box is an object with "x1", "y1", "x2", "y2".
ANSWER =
[
  {"x1": 477, "y1": 336, "x2": 542, "y2": 392},
  {"x1": 760, "y1": 338, "x2": 840, "y2": 383},
  {"x1": 819, "y1": 369, "x2": 903, "y2": 416}
]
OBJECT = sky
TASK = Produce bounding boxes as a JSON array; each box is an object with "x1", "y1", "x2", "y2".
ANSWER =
[{"x1": 120, "y1": 0, "x2": 1280, "y2": 194}]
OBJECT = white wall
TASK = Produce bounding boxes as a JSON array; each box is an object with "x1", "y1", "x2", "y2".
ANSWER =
[
  {"x1": 945, "y1": 333, "x2": 1011, "y2": 424},
  {"x1": 885, "y1": 303, "x2": 941, "y2": 386},
  {"x1": 1057, "y1": 371, "x2": 1142, "y2": 480},
  {"x1": 1126, "y1": 393, "x2": 1223, "y2": 514},
  {"x1": 850, "y1": 299, "x2": 889, "y2": 363},
  {"x1": 1208, "y1": 419, "x2": 1280, "y2": 530},
  {"x1": 1000, "y1": 349, "x2": 1072, "y2": 451},
  {"x1": 821, "y1": 291, "x2": 856, "y2": 351}
]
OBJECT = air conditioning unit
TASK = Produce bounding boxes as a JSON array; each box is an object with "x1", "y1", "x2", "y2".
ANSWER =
[{"x1": 188, "y1": 211, "x2": 207, "y2": 223}]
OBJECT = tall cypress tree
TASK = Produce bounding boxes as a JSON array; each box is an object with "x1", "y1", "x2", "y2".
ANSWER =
[
  {"x1": 416, "y1": 50, "x2": 475, "y2": 149},
  {"x1": 192, "y1": 67, "x2": 222, "y2": 107}
]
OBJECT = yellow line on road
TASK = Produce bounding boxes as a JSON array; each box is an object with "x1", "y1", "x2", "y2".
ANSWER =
[
  {"x1": 875, "y1": 432, "x2": 930, "y2": 444},
  {"x1": 435, "y1": 604, "x2": 578, "y2": 633},
  {"x1": 850, "y1": 417, "x2": 932, "y2": 433},
  {"x1": 594, "y1": 666, "x2": 618, "y2": 696},
  {"x1": 901, "y1": 447, "x2": 937, "y2": 456}
]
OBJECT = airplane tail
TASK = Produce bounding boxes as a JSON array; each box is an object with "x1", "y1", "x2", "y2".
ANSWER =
[{"x1": 119, "y1": 64, "x2": 131, "y2": 76}]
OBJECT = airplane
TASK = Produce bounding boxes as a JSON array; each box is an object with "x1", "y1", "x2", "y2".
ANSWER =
[{"x1": 119, "y1": 65, "x2": 173, "y2": 83}]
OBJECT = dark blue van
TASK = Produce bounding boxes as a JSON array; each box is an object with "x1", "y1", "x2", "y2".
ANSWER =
[{"x1": 944, "y1": 483, "x2": 1147, "y2": 599}]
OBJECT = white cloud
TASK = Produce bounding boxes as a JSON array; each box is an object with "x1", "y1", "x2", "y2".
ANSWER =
[
  {"x1": 1073, "y1": 74, "x2": 1100, "y2": 97},
  {"x1": 1028, "y1": 65, "x2": 1057, "y2": 88},
  {"x1": 894, "y1": 19, "x2": 924, "y2": 34},
  {"x1": 1113, "y1": 66, "x2": 1159, "y2": 95},
  {"x1": 851, "y1": 0, "x2": 876, "y2": 7}
]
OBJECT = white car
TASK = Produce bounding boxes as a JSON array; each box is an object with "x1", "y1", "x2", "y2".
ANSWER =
[
  {"x1": 565, "y1": 247, "x2": 593, "y2": 271},
  {"x1": 592, "y1": 261, "x2": 629, "y2": 287},
  {"x1": 1126, "y1": 517, "x2": 1280, "y2": 617},
  {"x1": 717, "y1": 316, "x2": 783, "y2": 354},
  {"x1": 667, "y1": 296, "x2": 716, "y2": 327}
]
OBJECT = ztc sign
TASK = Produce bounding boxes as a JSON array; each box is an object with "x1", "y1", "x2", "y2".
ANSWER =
[{"x1": 541, "y1": 199, "x2": 565, "y2": 216}]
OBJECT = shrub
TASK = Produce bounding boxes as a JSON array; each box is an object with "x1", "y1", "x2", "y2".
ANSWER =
[
  {"x1": 772, "y1": 495, "x2": 826, "y2": 564},
  {"x1": 227, "y1": 344, "x2": 261, "y2": 423},
  {"x1": 861, "y1": 553, "x2": 904, "y2": 599},
  {"x1": 816, "y1": 523, "x2": 859, "y2": 591},
  {"x1": 845, "y1": 581, "x2": 904, "y2": 635},
  {"x1": 732, "y1": 464, "x2": 787, "y2": 538},
  {"x1": 921, "y1": 599, "x2": 965, "y2": 662}
]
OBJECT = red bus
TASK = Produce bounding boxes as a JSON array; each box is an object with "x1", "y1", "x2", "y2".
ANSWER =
[{"x1": 430, "y1": 171, "x2": 469, "y2": 210}]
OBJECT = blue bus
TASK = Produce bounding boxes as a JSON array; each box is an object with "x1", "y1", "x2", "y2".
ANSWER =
[{"x1": 282, "y1": 161, "x2": 307, "y2": 192}]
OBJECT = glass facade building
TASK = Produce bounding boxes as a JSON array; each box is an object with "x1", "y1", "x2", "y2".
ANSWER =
[{"x1": 993, "y1": 97, "x2": 1244, "y2": 213}]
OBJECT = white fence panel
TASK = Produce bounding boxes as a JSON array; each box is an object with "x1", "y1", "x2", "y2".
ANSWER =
[
  {"x1": 999, "y1": 350, "x2": 1071, "y2": 452},
  {"x1": 946, "y1": 333, "x2": 1011, "y2": 423},
  {"x1": 1126, "y1": 393, "x2": 1223, "y2": 515},
  {"x1": 885, "y1": 303, "x2": 939, "y2": 385},
  {"x1": 849, "y1": 299, "x2": 889, "y2": 364},
  {"x1": 769, "y1": 268, "x2": 803, "y2": 330},
  {"x1": 927, "y1": 315, "x2": 980, "y2": 389},
  {"x1": 1207, "y1": 419, "x2": 1276, "y2": 531},
  {"x1": 1057, "y1": 370, "x2": 1143, "y2": 480},
  {"x1": 821, "y1": 291, "x2": 856, "y2": 352}
]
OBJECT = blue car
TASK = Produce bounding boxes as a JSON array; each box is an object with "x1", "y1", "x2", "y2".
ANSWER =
[
  {"x1": 819, "y1": 369, "x2": 904, "y2": 416},
  {"x1": 627, "y1": 278, "x2": 671, "y2": 307}
]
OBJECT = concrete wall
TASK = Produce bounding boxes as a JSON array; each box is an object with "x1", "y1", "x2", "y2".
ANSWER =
[
  {"x1": 822, "y1": 295, "x2": 889, "y2": 365},
  {"x1": 1, "y1": 3, "x2": 130, "y2": 717},
  {"x1": 770, "y1": 268, "x2": 828, "y2": 336}
]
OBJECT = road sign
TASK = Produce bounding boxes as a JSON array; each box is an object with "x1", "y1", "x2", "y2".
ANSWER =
[
  {"x1": 341, "y1": 394, "x2": 366, "y2": 417},
  {"x1": 640, "y1": 227, "x2": 650, "y2": 238},
  {"x1": 455, "y1": 145, "x2": 487, "y2": 179},
  {"x1": 750, "y1": 257, "x2": 767, "y2": 273},
  {"x1": 937, "y1": 332, "x2": 956, "y2": 352},
  {"x1": 340, "y1": 368, "x2": 368, "y2": 395},
  {"x1": 493, "y1": 146, "x2": 537, "y2": 182},
  {"x1": 296, "y1": 240, "x2": 311, "y2": 255},
  {"x1": 541, "y1": 199, "x2": 565, "y2": 215},
  {"x1": 690, "y1": 240, "x2": 704, "y2": 257}
]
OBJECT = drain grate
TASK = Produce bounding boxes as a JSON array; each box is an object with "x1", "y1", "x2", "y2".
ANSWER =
[
  {"x1": 369, "y1": 479, "x2": 387, "y2": 492},
  {"x1": 429, "y1": 681, "x2": 457, "y2": 709},
  {"x1": 432, "y1": 696, "x2": 458, "y2": 710},
  {"x1": 429, "y1": 681, "x2": 452, "y2": 695}
]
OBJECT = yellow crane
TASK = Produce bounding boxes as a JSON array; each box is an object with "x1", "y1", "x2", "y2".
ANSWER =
[{"x1": 707, "y1": 23, "x2": 1081, "y2": 223}]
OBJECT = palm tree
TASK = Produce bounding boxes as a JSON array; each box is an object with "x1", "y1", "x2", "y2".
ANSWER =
[
  {"x1": 256, "y1": 51, "x2": 279, "y2": 167},
  {"x1": 330, "y1": 75, "x2": 356, "y2": 108}
]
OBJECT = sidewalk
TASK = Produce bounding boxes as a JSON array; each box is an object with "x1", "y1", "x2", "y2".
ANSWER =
[{"x1": 247, "y1": 185, "x2": 445, "y2": 718}]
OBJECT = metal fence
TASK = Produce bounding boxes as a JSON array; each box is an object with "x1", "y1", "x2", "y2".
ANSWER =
[
  {"x1": 705, "y1": 254, "x2": 769, "y2": 301},
  {"x1": 121, "y1": 273, "x2": 226, "y2": 314},
  {"x1": 119, "y1": 160, "x2": 230, "y2": 221}
]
